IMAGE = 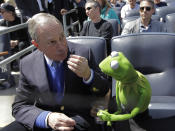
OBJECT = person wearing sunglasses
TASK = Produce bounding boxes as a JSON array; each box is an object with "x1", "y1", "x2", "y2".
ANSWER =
[
  {"x1": 80, "y1": 0, "x2": 113, "y2": 55},
  {"x1": 121, "y1": 0, "x2": 166, "y2": 35}
]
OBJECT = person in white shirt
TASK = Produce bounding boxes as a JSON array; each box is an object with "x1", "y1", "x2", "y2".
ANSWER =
[{"x1": 120, "y1": 0, "x2": 139, "y2": 18}]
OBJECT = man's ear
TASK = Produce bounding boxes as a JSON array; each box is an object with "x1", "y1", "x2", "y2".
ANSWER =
[{"x1": 31, "y1": 40, "x2": 39, "y2": 48}]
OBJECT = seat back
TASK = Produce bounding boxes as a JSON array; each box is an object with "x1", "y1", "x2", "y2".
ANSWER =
[
  {"x1": 112, "y1": 7, "x2": 121, "y2": 20},
  {"x1": 111, "y1": 33, "x2": 175, "y2": 96},
  {"x1": 155, "y1": 6, "x2": 175, "y2": 22},
  {"x1": 165, "y1": 13, "x2": 175, "y2": 33},
  {"x1": 67, "y1": 36, "x2": 107, "y2": 65},
  {"x1": 106, "y1": 19, "x2": 119, "y2": 36},
  {"x1": 167, "y1": 1, "x2": 175, "y2": 6},
  {"x1": 125, "y1": 9, "x2": 140, "y2": 18}
]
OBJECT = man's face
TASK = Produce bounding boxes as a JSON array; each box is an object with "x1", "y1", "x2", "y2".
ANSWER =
[
  {"x1": 0, "y1": 9, "x2": 13, "y2": 21},
  {"x1": 85, "y1": 3, "x2": 99, "y2": 20},
  {"x1": 128, "y1": 0, "x2": 136, "y2": 8},
  {"x1": 37, "y1": 21, "x2": 68, "y2": 61},
  {"x1": 154, "y1": 0, "x2": 160, "y2": 4},
  {"x1": 140, "y1": 1, "x2": 154, "y2": 22}
]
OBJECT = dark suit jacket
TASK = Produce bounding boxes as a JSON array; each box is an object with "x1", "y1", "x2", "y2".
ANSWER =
[
  {"x1": 12, "y1": 42, "x2": 109, "y2": 130},
  {"x1": 15, "y1": 0, "x2": 48, "y2": 18}
]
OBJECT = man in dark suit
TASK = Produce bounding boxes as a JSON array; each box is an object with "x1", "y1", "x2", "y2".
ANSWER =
[{"x1": 0, "y1": 13, "x2": 109, "y2": 131}]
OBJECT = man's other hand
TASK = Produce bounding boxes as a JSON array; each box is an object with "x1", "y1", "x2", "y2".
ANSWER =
[{"x1": 48, "y1": 112, "x2": 76, "y2": 131}]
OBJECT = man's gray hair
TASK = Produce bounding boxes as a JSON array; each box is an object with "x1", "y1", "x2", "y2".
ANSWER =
[
  {"x1": 85, "y1": 0, "x2": 101, "y2": 11},
  {"x1": 28, "y1": 13, "x2": 63, "y2": 42}
]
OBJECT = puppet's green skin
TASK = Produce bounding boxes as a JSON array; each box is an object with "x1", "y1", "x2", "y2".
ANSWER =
[{"x1": 97, "y1": 52, "x2": 151, "y2": 126}]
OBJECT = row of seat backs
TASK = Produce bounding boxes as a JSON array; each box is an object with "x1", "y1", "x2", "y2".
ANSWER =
[
  {"x1": 67, "y1": 33, "x2": 175, "y2": 97},
  {"x1": 155, "y1": 5, "x2": 175, "y2": 22},
  {"x1": 67, "y1": 34, "x2": 175, "y2": 119}
]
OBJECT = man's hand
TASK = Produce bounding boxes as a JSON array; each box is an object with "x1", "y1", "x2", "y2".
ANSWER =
[
  {"x1": 60, "y1": 9, "x2": 68, "y2": 15},
  {"x1": 10, "y1": 40, "x2": 19, "y2": 48},
  {"x1": 48, "y1": 112, "x2": 76, "y2": 131},
  {"x1": 67, "y1": 55, "x2": 91, "y2": 80}
]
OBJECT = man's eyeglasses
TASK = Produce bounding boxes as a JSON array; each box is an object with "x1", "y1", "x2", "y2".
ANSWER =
[
  {"x1": 86, "y1": 7, "x2": 92, "y2": 10},
  {"x1": 140, "y1": 7, "x2": 152, "y2": 12}
]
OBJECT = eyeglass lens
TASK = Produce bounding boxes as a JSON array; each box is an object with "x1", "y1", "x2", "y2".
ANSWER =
[{"x1": 140, "y1": 7, "x2": 151, "y2": 12}]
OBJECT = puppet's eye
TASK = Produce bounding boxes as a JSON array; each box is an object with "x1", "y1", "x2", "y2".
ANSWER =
[
  {"x1": 111, "y1": 60, "x2": 119, "y2": 69},
  {"x1": 111, "y1": 51, "x2": 119, "y2": 58}
]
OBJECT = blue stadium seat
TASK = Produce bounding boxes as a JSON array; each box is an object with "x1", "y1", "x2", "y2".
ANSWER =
[
  {"x1": 155, "y1": 6, "x2": 175, "y2": 22},
  {"x1": 111, "y1": 33, "x2": 175, "y2": 119},
  {"x1": 165, "y1": 13, "x2": 175, "y2": 33},
  {"x1": 67, "y1": 36, "x2": 107, "y2": 64}
]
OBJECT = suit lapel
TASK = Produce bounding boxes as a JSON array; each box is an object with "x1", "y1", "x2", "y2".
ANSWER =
[
  {"x1": 34, "y1": 51, "x2": 50, "y2": 93},
  {"x1": 134, "y1": 18, "x2": 140, "y2": 33}
]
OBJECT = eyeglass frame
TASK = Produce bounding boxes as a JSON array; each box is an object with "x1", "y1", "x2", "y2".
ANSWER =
[{"x1": 140, "y1": 6, "x2": 152, "y2": 12}]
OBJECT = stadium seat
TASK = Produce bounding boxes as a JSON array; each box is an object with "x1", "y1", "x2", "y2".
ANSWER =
[
  {"x1": 112, "y1": 7, "x2": 121, "y2": 20},
  {"x1": 155, "y1": 6, "x2": 175, "y2": 22},
  {"x1": 167, "y1": 1, "x2": 175, "y2": 6},
  {"x1": 67, "y1": 36, "x2": 107, "y2": 64},
  {"x1": 125, "y1": 9, "x2": 140, "y2": 18},
  {"x1": 111, "y1": 33, "x2": 175, "y2": 119},
  {"x1": 67, "y1": 36, "x2": 108, "y2": 130},
  {"x1": 106, "y1": 19, "x2": 120, "y2": 36},
  {"x1": 165, "y1": 13, "x2": 175, "y2": 33}
]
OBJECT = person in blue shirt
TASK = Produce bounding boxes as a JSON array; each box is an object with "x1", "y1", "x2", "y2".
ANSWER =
[{"x1": 95, "y1": 0, "x2": 120, "y2": 24}]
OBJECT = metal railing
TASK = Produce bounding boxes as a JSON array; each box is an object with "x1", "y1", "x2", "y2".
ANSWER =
[
  {"x1": 62, "y1": 8, "x2": 81, "y2": 37},
  {"x1": 0, "y1": 23, "x2": 35, "y2": 70}
]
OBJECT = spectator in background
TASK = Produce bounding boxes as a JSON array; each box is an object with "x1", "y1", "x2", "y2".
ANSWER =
[
  {"x1": 15, "y1": 0, "x2": 48, "y2": 18},
  {"x1": 4, "y1": 0, "x2": 16, "y2": 7},
  {"x1": 122, "y1": 0, "x2": 166, "y2": 35},
  {"x1": 0, "y1": 3, "x2": 30, "y2": 70},
  {"x1": 80, "y1": 0, "x2": 113, "y2": 55},
  {"x1": 110, "y1": 0, "x2": 125, "y2": 8},
  {"x1": 94, "y1": 0, "x2": 121, "y2": 24},
  {"x1": 0, "y1": 13, "x2": 109, "y2": 131},
  {"x1": 121, "y1": 0, "x2": 139, "y2": 18},
  {"x1": 154, "y1": 0, "x2": 167, "y2": 8}
]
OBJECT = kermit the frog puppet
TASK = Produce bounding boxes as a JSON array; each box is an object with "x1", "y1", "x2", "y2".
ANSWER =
[{"x1": 97, "y1": 51, "x2": 151, "y2": 126}]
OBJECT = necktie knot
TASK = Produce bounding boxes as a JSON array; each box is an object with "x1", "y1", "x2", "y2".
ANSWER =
[{"x1": 52, "y1": 61, "x2": 60, "y2": 69}]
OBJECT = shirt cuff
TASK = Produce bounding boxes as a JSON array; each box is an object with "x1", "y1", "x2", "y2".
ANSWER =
[
  {"x1": 83, "y1": 69, "x2": 94, "y2": 84},
  {"x1": 35, "y1": 111, "x2": 51, "y2": 128}
]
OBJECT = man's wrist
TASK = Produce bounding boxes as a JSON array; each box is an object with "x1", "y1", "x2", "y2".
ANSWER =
[
  {"x1": 83, "y1": 68, "x2": 91, "y2": 81},
  {"x1": 46, "y1": 112, "x2": 52, "y2": 128},
  {"x1": 83, "y1": 69, "x2": 94, "y2": 84}
]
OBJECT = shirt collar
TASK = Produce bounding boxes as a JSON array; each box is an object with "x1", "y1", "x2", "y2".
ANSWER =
[
  {"x1": 44, "y1": 55, "x2": 53, "y2": 66},
  {"x1": 140, "y1": 19, "x2": 152, "y2": 30},
  {"x1": 44, "y1": 55, "x2": 63, "y2": 66}
]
